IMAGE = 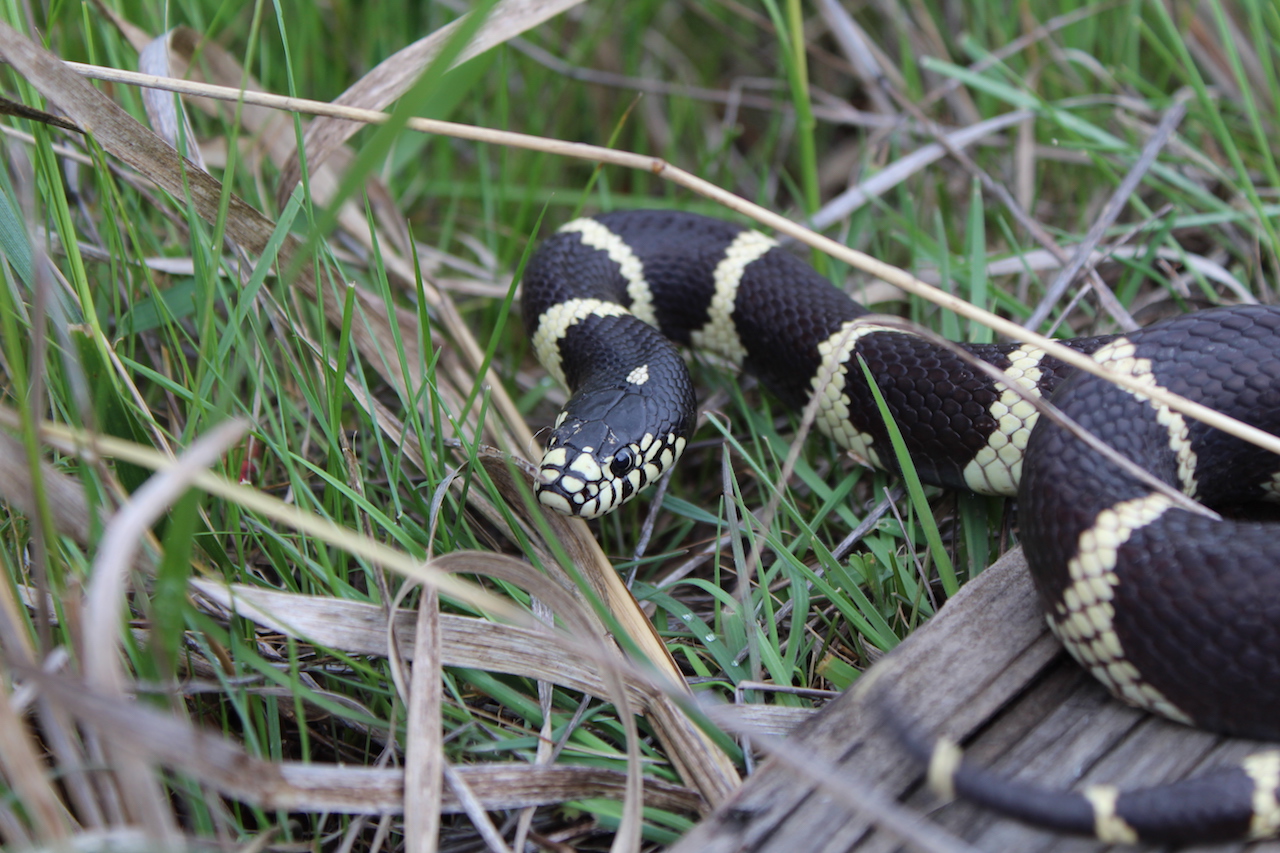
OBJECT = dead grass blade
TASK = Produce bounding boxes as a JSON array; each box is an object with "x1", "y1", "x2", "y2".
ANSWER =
[
  {"x1": 275, "y1": 0, "x2": 586, "y2": 206},
  {"x1": 405, "y1": 587, "x2": 444, "y2": 853},
  {"x1": 80, "y1": 420, "x2": 247, "y2": 846},
  {"x1": 476, "y1": 454, "x2": 743, "y2": 805},
  {"x1": 0, "y1": 95, "x2": 81, "y2": 132},
  {"x1": 0, "y1": 682, "x2": 69, "y2": 843},
  {"x1": 52, "y1": 58, "x2": 1280, "y2": 458},
  {"x1": 83, "y1": 420, "x2": 247, "y2": 694},
  {"x1": 191, "y1": 570, "x2": 752, "y2": 804},
  {"x1": 703, "y1": 703, "x2": 815, "y2": 739},
  {"x1": 809, "y1": 110, "x2": 1032, "y2": 230},
  {"x1": 190, "y1": 580, "x2": 652, "y2": 707},
  {"x1": 136, "y1": 32, "x2": 207, "y2": 173},
  {"x1": 1025, "y1": 90, "x2": 1193, "y2": 328},
  {"x1": 915, "y1": 245, "x2": 1253, "y2": 302},
  {"x1": 16, "y1": 668, "x2": 699, "y2": 816},
  {"x1": 147, "y1": 23, "x2": 536, "y2": 462},
  {"x1": 427, "y1": 552, "x2": 646, "y2": 852},
  {"x1": 0, "y1": 22, "x2": 270, "y2": 258},
  {"x1": 0, "y1": 429, "x2": 106, "y2": 572}
]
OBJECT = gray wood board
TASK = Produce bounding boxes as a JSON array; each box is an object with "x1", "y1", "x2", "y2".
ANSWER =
[{"x1": 669, "y1": 547, "x2": 1277, "y2": 853}]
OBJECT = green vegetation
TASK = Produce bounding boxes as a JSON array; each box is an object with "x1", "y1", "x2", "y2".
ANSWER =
[{"x1": 0, "y1": 0, "x2": 1276, "y2": 849}]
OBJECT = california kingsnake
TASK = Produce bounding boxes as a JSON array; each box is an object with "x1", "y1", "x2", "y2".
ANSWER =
[{"x1": 520, "y1": 209, "x2": 1280, "y2": 844}]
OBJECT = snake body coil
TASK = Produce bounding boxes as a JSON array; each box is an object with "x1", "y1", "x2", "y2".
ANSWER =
[{"x1": 520, "y1": 209, "x2": 1280, "y2": 844}]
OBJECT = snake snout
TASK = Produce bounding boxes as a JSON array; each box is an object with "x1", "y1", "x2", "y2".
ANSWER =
[{"x1": 534, "y1": 424, "x2": 688, "y2": 518}]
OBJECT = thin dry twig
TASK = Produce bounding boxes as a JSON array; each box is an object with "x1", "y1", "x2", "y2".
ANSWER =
[{"x1": 49, "y1": 60, "x2": 1280, "y2": 459}]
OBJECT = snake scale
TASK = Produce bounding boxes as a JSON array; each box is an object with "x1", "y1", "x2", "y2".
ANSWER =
[{"x1": 519, "y1": 209, "x2": 1280, "y2": 844}]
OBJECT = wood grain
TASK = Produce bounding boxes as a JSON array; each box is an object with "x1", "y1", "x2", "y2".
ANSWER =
[{"x1": 670, "y1": 547, "x2": 1278, "y2": 853}]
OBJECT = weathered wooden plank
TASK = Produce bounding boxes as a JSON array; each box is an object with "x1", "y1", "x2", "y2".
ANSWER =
[{"x1": 669, "y1": 547, "x2": 1279, "y2": 853}]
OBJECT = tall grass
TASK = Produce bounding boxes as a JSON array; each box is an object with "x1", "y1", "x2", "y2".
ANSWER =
[{"x1": 0, "y1": 0, "x2": 1276, "y2": 849}]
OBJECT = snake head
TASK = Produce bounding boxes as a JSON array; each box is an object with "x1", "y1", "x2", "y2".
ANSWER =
[{"x1": 535, "y1": 384, "x2": 690, "y2": 518}]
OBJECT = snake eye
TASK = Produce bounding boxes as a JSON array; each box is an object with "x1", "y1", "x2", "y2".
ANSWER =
[{"x1": 610, "y1": 447, "x2": 637, "y2": 478}]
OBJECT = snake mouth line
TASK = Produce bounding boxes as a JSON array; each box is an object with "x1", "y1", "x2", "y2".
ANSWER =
[{"x1": 535, "y1": 435, "x2": 685, "y2": 518}]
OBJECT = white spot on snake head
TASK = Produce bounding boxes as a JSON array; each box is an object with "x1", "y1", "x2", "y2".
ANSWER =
[{"x1": 626, "y1": 364, "x2": 650, "y2": 385}]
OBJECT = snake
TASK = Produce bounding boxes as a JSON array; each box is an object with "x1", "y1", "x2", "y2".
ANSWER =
[{"x1": 519, "y1": 209, "x2": 1280, "y2": 844}]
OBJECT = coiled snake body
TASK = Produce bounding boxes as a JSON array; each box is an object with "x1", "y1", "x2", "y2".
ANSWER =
[{"x1": 521, "y1": 209, "x2": 1280, "y2": 844}]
